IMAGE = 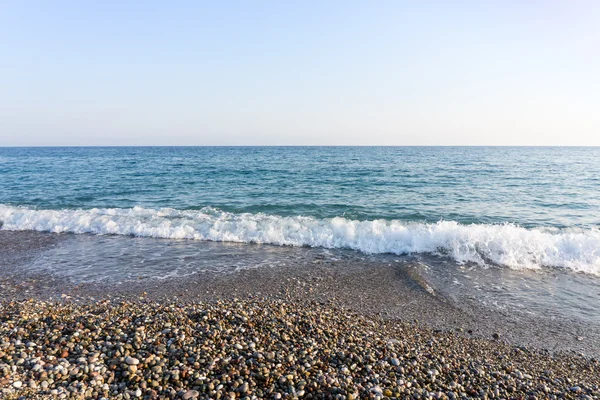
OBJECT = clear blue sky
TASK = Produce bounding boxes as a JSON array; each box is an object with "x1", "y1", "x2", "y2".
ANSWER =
[{"x1": 1, "y1": 1, "x2": 599, "y2": 145}]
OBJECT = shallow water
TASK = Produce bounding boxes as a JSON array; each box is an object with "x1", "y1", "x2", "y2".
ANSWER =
[
  {"x1": 3, "y1": 231, "x2": 597, "y2": 327},
  {"x1": 1, "y1": 229, "x2": 598, "y2": 355}
]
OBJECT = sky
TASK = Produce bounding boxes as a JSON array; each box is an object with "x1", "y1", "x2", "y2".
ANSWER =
[{"x1": 1, "y1": 1, "x2": 599, "y2": 146}]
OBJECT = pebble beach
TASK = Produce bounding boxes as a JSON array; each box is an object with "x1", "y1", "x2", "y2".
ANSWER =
[
  {"x1": 3, "y1": 4, "x2": 600, "y2": 399},
  {"x1": 1, "y1": 294, "x2": 599, "y2": 400}
]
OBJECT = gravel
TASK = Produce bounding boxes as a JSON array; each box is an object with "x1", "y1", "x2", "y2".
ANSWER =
[{"x1": 1, "y1": 297, "x2": 598, "y2": 399}]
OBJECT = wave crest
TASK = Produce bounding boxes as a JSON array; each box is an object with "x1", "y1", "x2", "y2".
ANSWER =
[{"x1": 1, "y1": 205, "x2": 599, "y2": 275}]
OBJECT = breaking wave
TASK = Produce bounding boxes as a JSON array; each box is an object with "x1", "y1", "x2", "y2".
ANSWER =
[{"x1": 1, "y1": 205, "x2": 599, "y2": 275}]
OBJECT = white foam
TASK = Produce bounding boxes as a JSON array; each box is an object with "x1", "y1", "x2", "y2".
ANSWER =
[{"x1": 1, "y1": 205, "x2": 599, "y2": 275}]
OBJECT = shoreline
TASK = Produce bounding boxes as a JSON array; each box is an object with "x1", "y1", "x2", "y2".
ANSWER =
[
  {"x1": 1, "y1": 245, "x2": 598, "y2": 358},
  {"x1": 1, "y1": 231, "x2": 600, "y2": 398}
]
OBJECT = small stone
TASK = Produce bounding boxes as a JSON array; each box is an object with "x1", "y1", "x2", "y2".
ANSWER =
[
  {"x1": 182, "y1": 390, "x2": 199, "y2": 400},
  {"x1": 492, "y1": 333, "x2": 500, "y2": 340},
  {"x1": 515, "y1": 371, "x2": 524, "y2": 379},
  {"x1": 125, "y1": 356, "x2": 139, "y2": 365},
  {"x1": 390, "y1": 358, "x2": 400, "y2": 366},
  {"x1": 13, "y1": 381, "x2": 23, "y2": 389}
]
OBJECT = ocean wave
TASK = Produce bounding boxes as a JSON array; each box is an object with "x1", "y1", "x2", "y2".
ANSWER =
[{"x1": 1, "y1": 205, "x2": 599, "y2": 275}]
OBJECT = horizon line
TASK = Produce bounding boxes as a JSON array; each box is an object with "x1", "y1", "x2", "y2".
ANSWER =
[{"x1": 1, "y1": 145, "x2": 599, "y2": 148}]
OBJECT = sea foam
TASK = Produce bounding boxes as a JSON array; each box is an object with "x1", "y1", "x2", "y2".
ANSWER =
[{"x1": 1, "y1": 205, "x2": 599, "y2": 275}]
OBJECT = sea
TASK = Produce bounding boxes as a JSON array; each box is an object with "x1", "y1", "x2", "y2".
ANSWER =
[{"x1": 1, "y1": 147, "x2": 599, "y2": 329}]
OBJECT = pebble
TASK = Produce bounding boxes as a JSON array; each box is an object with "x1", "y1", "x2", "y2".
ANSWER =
[
  {"x1": 125, "y1": 356, "x2": 139, "y2": 365},
  {"x1": 0, "y1": 297, "x2": 597, "y2": 399},
  {"x1": 182, "y1": 389, "x2": 199, "y2": 399}
]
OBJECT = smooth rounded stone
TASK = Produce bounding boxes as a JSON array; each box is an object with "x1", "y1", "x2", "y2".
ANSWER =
[
  {"x1": 12, "y1": 381, "x2": 23, "y2": 388},
  {"x1": 125, "y1": 356, "x2": 139, "y2": 365},
  {"x1": 514, "y1": 370, "x2": 524, "y2": 379},
  {"x1": 390, "y1": 358, "x2": 400, "y2": 366},
  {"x1": 182, "y1": 390, "x2": 199, "y2": 399}
]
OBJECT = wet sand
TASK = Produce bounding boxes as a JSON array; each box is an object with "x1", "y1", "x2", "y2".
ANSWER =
[{"x1": 1, "y1": 230, "x2": 598, "y2": 357}]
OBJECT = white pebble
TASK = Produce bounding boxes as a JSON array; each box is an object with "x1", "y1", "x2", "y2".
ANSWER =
[{"x1": 125, "y1": 356, "x2": 139, "y2": 365}]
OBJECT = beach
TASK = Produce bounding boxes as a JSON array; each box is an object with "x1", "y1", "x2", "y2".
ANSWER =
[
  {"x1": 1, "y1": 147, "x2": 600, "y2": 398},
  {"x1": 3, "y1": 0, "x2": 600, "y2": 395},
  {"x1": 1, "y1": 283, "x2": 599, "y2": 399},
  {"x1": 1, "y1": 232, "x2": 600, "y2": 399}
]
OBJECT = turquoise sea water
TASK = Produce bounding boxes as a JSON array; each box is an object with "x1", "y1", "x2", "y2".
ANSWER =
[
  {"x1": 2, "y1": 146, "x2": 599, "y2": 227},
  {"x1": 2, "y1": 147, "x2": 600, "y2": 274},
  {"x1": 1, "y1": 146, "x2": 600, "y2": 329}
]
